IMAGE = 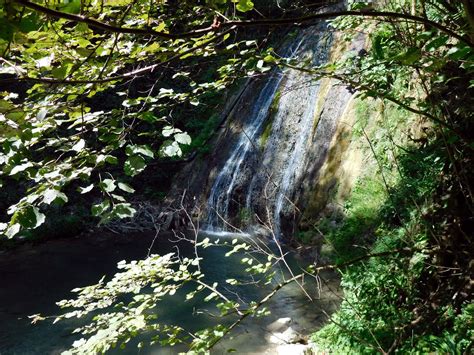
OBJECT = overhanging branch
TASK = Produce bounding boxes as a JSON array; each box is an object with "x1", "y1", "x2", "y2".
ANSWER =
[
  {"x1": 13, "y1": 0, "x2": 473, "y2": 47},
  {"x1": 13, "y1": 0, "x2": 215, "y2": 39},
  {"x1": 206, "y1": 247, "x2": 416, "y2": 351},
  {"x1": 224, "y1": 10, "x2": 471, "y2": 47},
  {"x1": 2, "y1": 26, "x2": 236, "y2": 85}
]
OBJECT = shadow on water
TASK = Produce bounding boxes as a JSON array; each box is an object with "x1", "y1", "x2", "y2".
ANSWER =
[{"x1": 0, "y1": 231, "x2": 341, "y2": 354}]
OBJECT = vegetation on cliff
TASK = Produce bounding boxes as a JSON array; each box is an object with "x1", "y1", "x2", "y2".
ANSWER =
[{"x1": 305, "y1": 1, "x2": 474, "y2": 352}]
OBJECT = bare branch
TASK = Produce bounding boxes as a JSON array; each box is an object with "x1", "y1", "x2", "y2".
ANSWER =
[{"x1": 205, "y1": 243, "x2": 415, "y2": 351}]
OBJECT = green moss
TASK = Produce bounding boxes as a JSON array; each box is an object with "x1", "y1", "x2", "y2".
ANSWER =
[
  {"x1": 237, "y1": 207, "x2": 253, "y2": 227},
  {"x1": 352, "y1": 97, "x2": 377, "y2": 137},
  {"x1": 259, "y1": 89, "x2": 281, "y2": 148},
  {"x1": 259, "y1": 120, "x2": 273, "y2": 148}
]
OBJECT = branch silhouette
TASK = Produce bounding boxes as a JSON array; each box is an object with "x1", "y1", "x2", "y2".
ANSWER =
[{"x1": 14, "y1": 0, "x2": 472, "y2": 47}]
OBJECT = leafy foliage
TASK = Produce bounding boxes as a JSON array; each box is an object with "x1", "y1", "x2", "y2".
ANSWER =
[
  {"x1": 308, "y1": 1, "x2": 474, "y2": 351},
  {"x1": 44, "y1": 237, "x2": 279, "y2": 354},
  {"x1": 0, "y1": 0, "x2": 273, "y2": 237},
  {"x1": 2, "y1": 0, "x2": 474, "y2": 353}
]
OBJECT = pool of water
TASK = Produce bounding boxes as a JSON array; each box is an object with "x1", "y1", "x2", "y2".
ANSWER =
[{"x1": 0, "y1": 231, "x2": 341, "y2": 354}]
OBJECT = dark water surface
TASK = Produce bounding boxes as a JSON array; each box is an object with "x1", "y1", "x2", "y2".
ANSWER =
[{"x1": 0, "y1": 232, "x2": 340, "y2": 354}]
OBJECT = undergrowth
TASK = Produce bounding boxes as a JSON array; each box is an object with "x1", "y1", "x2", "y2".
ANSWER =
[{"x1": 310, "y1": 96, "x2": 473, "y2": 353}]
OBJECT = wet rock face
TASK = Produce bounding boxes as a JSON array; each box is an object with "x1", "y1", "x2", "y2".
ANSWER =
[
  {"x1": 172, "y1": 5, "x2": 362, "y2": 238},
  {"x1": 202, "y1": 24, "x2": 341, "y2": 236}
]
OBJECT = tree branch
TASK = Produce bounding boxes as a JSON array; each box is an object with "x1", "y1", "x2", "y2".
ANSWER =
[
  {"x1": 205, "y1": 247, "x2": 416, "y2": 351},
  {"x1": 13, "y1": 0, "x2": 473, "y2": 47},
  {"x1": 225, "y1": 10, "x2": 472, "y2": 47},
  {"x1": 2, "y1": 26, "x2": 236, "y2": 85},
  {"x1": 13, "y1": 0, "x2": 215, "y2": 39}
]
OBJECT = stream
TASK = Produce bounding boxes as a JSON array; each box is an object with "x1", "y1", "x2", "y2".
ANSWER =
[{"x1": 0, "y1": 232, "x2": 340, "y2": 354}]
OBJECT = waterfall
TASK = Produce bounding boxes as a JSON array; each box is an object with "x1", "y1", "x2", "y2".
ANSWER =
[
  {"x1": 204, "y1": 75, "x2": 283, "y2": 230},
  {"x1": 270, "y1": 73, "x2": 322, "y2": 238},
  {"x1": 203, "y1": 22, "x2": 353, "y2": 238},
  {"x1": 204, "y1": 37, "x2": 305, "y2": 231}
]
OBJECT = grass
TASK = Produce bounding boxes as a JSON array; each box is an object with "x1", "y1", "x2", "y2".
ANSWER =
[
  {"x1": 307, "y1": 93, "x2": 469, "y2": 352},
  {"x1": 312, "y1": 144, "x2": 441, "y2": 352},
  {"x1": 319, "y1": 175, "x2": 386, "y2": 263}
]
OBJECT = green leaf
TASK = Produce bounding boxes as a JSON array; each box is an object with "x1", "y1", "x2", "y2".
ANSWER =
[
  {"x1": 5, "y1": 223, "x2": 21, "y2": 239},
  {"x1": 153, "y1": 22, "x2": 166, "y2": 32},
  {"x1": 162, "y1": 126, "x2": 182, "y2": 137},
  {"x1": 118, "y1": 182, "x2": 135, "y2": 193},
  {"x1": 139, "y1": 112, "x2": 159, "y2": 123},
  {"x1": 425, "y1": 35, "x2": 449, "y2": 52},
  {"x1": 446, "y1": 45, "x2": 472, "y2": 60},
  {"x1": 159, "y1": 140, "x2": 182, "y2": 157},
  {"x1": 58, "y1": 0, "x2": 81, "y2": 14},
  {"x1": 105, "y1": 155, "x2": 118, "y2": 165},
  {"x1": 0, "y1": 99, "x2": 14, "y2": 112},
  {"x1": 111, "y1": 203, "x2": 136, "y2": 219},
  {"x1": 396, "y1": 47, "x2": 421, "y2": 65},
  {"x1": 99, "y1": 179, "x2": 116, "y2": 193},
  {"x1": 6, "y1": 109, "x2": 26, "y2": 122},
  {"x1": 125, "y1": 144, "x2": 154, "y2": 158},
  {"x1": 234, "y1": 0, "x2": 254, "y2": 12},
  {"x1": 124, "y1": 155, "x2": 146, "y2": 176},
  {"x1": 13, "y1": 205, "x2": 45, "y2": 229},
  {"x1": 9, "y1": 162, "x2": 34, "y2": 176},
  {"x1": 174, "y1": 132, "x2": 191, "y2": 145},
  {"x1": 76, "y1": 38, "x2": 91, "y2": 48},
  {"x1": 263, "y1": 54, "x2": 277, "y2": 63},
  {"x1": 79, "y1": 184, "x2": 94, "y2": 194},
  {"x1": 51, "y1": 63, "x2": 72, "y2": 79},
  {"x1": 91, "y1": 200, "x2": 111, "y2": 216},
  {"x1": 110, "y1": 193, "x2": 125, "y2": 202},
  {"x1": 72, "y1": 139, "x2": 86, "y2": 152},
  {"x1": 42, "y1": 189, "x2": 68, "y2": 204}
]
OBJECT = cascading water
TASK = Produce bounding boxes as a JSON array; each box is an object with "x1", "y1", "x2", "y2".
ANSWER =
[
  {"x1": 270, "y1": 72, "x2": 322, "y2": 238},
  {"x1": 204, "y1": 37, "x2": 305, "y2": 231},
  {"x1": 203, "y1": 20, "x2": 353, "y2": 238},
  {"x1": 245, "y1": 26, "x2": 335, "y2": 238},
  {"x1": 204, "y1": 75, "x2": 284, "y2": 230}
]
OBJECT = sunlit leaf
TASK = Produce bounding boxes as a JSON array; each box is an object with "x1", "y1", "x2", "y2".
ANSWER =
[{"x1": 124, "y1": 155, "x2": 146, "y2": 176}]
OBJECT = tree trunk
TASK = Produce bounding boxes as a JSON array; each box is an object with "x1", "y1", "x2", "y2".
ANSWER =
[{"x1": 462, "y1": 0, "x2": 474, "y2": 42}]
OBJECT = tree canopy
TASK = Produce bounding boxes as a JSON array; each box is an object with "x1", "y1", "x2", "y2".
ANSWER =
[
  {"x1": 1, "y1": 0, "x2": 474, "y2": 353},
  {"x1": 1, "y1": 0, "x2": 473, "y2": 237}
]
